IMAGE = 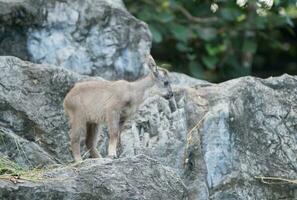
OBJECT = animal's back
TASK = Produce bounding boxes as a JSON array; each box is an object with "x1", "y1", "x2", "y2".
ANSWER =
[
  {"x1": 63, "y1": 79, "x2": 130, "y2": 123},
  {"x1": 63, "y1": 80, "x2": 109, "y2": 112}
]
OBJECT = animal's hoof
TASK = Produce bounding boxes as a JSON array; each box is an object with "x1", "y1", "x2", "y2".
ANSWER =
[
  {"x1": 71, "y1": 159, "x2": 83, "y2": 167},
  {"x1": 73, "y1": 158, "x2": 83, "y2": 163},
  {"x1": 106, "y1": 155, "x2": 117, "y2": 159}
]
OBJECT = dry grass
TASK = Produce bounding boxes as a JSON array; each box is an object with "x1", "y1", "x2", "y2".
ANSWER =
[
  {"x1": 0, "y1": 157, "x2": 44, "y2": 182},
  {"x1": 0, "y1": 156, "x2": 86, "y2": 184}
]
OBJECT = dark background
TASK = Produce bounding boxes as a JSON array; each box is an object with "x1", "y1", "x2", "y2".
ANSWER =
[{"x1": 124, "y1": 0, "x2": 297, "y2": 82}]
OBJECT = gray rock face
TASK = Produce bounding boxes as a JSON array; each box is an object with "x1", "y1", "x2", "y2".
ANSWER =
[
  {"x1": 0, "y1": 127, "x2": 56, "y2": 168},
  {"x1": 182, "y1": 76, "x2": 297, "y2": 199},
  {"x1": 2, "y1": 0, "x2": 296, "y2": 199},
  {"x1": 0, "y1": 0, "x2": 151, "y2": 80},
  {"x1": 120, "y1": 95, "x2": 187, "y2": 172},
  {"x1": 0, "y1": 155, "x2": 188, "y2": 200},
  {"x1": 1, "y1": 56, "x2": 297, "y2": 199},
  {"x1": 169, "y1": 72, "x2": 210, "y2": 87},
  {"x1": 0, "y1": 56, "x2": 81, "y2": 166}
]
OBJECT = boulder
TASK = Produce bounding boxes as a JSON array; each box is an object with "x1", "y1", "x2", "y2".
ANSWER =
[
  {"x1": 1, "y1": 56, "x2": 297, "y2": 199},
  {"x1": 0, "y1": 56, "x2": 81, "y2": 166},
  {"x1": 0, "y1": 155, "x2": 188, "y2": 200},
  {"x1": 182, "y1": 75, "x2": 297, "y2": 199},
  {"x1": 0, "y1": 0, "x2": 151, "y2": 80},
  {"x1": 0, "y1": 127, "x2": 56, "y2": 168},
  {"x1": 2, "y1": 0, "x2": 296, "y2": 199}
]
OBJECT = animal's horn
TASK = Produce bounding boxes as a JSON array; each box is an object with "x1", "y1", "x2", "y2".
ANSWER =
[
  {"x1": 146, "y1": 54, "x2": 155, "y2": 66},
  {"x1": 146, "y1": 54, "x2": 159, "y2": 76}
]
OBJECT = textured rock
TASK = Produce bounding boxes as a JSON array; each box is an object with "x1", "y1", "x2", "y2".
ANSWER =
[
  {"x1": 1, "y1": 56, "x2": 297, "y2": 199},
  {"x1": 0, "y1": 56, "x2": 82, "y2": 165},
  {"x1": 0, "y1": 0, "x2": 151, "y2": 80},
  {"x1": 2, "y1": 0, "x2": 296, "y2": 199},
  {"x1": 182, "y1": 75, "x2": 297, "y2": 199},
  {"x1": 169, "y1": 72, "x2": 210, "y2": 87},
  {"x1": 0, "y1": 127, "x2": 56, "y2": 168},
  {"x1": 0, "y1": 155, "x2": 188, "y2": 200},
  {"x1": 120, "y1": 95, "x2": 187, "y2": 172}
]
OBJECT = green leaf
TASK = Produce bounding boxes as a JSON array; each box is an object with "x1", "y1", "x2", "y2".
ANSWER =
[
  {"x1": 205, "y1": 44, "x2": 226, "y2": 56},
  {"x1": 189, "y1": 61, "x2": 204, "y2": 79},
  {"x1": 194, "y1": 26, "x2": 218, "y2": 41},
  {"x1": 254, "y1": 17, "x2": 267, "y2": 30},
  {"x1": 202, "y1": 55, "x2": 218, "y2": 70},
  {"x1": 267, "y1": 14, "x2": 288, "y2": 28},
  {"x1": 138, "y1": 6, "x2": 155, "y2": 21},
  {"x1": 220, "y1": 8, "x2": 241, "y2": 21},
  {"x1": 243, "y1": 40, "x2": 257, "y2": 54},
  {"x1": 274, "y1": 0, "x2": 281, "y2": 6},
  {"x1": 187, "y1": 53, "x2": 196, "y2": 61},
  {"x1": 149, "y1": 25, "x2": 163, "y2": 43},
  {"x1": 170, "y1": 24, "x2": 190, "y2": 42},
  {"x1": 157, "y1": 12, "x2": 174, "y2": 23},
  {"x1": 176, "y1": 42, "x2": 192, "y2": 52},
  {"x1": 236, "y1": 14, "x2": 246, "y2": 22},
  {"x1": 285, "y1": 16, "x2": 294, "y2": 27},
  {"x1": 286, "y1": 6, "x2": 297, "y2": 18}
]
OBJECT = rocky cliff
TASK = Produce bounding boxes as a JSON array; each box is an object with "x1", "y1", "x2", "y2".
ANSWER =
[
  {"x1": 0, "y1": 0, "x2": 297, "y2": 199},
  {"x1": 1, "y1": 56, "x2": 297, "y2": 199},
  {"x1": 0, "y1": 0, "x2": 151, "y2": 80}
]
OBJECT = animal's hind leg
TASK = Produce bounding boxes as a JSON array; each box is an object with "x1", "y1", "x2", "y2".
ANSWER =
[
  {"x1": 86, "y1": 123, "x2": 101, "y2": 158},
  {"x1": 70, "y1": 117, "x2": 86, "y2": 161}
]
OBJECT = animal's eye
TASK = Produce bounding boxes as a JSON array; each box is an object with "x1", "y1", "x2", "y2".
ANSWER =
[{"x1": 164, "y1": 81, "x2": 169, "y2": 86}]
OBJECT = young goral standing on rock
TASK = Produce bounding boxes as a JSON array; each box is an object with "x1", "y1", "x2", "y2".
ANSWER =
[{"x1": 63, "y1": 55, "x2": 173, "y2": 161}]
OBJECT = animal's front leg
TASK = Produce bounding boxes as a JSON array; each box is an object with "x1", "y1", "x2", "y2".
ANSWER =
[
  {"x1": 107, "y1": 111, "x2": 120, "y2": 158},
  {"x1": 70, "y1": 118, "x2": 86, "y2": 161}
]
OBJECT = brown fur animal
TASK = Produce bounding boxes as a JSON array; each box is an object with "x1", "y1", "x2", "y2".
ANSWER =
[{"x1": 63, "y1": 55, "x2": 173, "y2": 161}]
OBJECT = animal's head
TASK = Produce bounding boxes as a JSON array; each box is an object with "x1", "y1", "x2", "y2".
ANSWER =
[{"x1": 146, "y1": 54, "x2": 173, "y2": 99}]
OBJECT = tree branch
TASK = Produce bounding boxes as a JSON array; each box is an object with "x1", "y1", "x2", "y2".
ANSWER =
[
  {"x1": 172, "y1": 4, "x2": 218, "y2": 24},
  {"x1": 139, "y1": 0, "x2": 218, "y2": 24}
]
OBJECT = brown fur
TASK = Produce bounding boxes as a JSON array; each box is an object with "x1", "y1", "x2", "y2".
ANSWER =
[{"x1": 63, "y1": 56, "x2": 172, "y2": 161}]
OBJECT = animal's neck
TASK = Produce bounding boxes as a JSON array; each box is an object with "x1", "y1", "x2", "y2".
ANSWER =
[{"x1": 131, "y1": 73, "x2": 155, "y2": 100}]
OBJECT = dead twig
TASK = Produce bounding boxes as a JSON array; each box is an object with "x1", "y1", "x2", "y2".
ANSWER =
[
  {"x1": 186, "y1": 112, "x2": 209, "y2": 145},
  {"x1": 183, "y1": 112, "x2": 209, "y2": 166},
  {"x1": 255, "y1": 176, "x2": 297, "y2": 185}
]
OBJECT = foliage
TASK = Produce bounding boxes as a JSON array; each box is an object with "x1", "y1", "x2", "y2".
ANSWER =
[{"x1": 124, "y1": 0, "x2": 297, "y2": 82}]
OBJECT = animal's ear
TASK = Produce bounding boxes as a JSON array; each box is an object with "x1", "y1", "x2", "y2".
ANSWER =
[{"x1": 157, "y1": 67, "x2": 169, "y2": 77}]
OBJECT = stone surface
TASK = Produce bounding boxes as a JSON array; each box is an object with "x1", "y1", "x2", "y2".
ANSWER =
[
  {"x1": 120, "y1": 95, "x2": 187, "y2": 172},
  {"x1": 169, "y1": 72, "x2": 210, "y2": 87},
  {"x1": 2, "y1": 0, "x2": 296, "y2": 199},
  {"x1": 0, "y1": 127, "x2": 56, "y2": 168},
  {"x1": 0, "y1": 0, "x2": 151, "y2": 80},
  {"x1": 0, "y1": 155, "x2": 188, "y2": 200},
  {"x1": 1, "y1": 56, "x2": 297, "y2": 199},
  {"x1": 182, "y1": 75, "x2": 297, "y2": 199},
  {"x1": 0, "y1": 56, "x2": 82, "y2": 166}
]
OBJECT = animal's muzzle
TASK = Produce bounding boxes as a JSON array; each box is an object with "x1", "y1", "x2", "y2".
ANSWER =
[{"x1": 165, "y1": 91, "x2": 174, "y2": 99}]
